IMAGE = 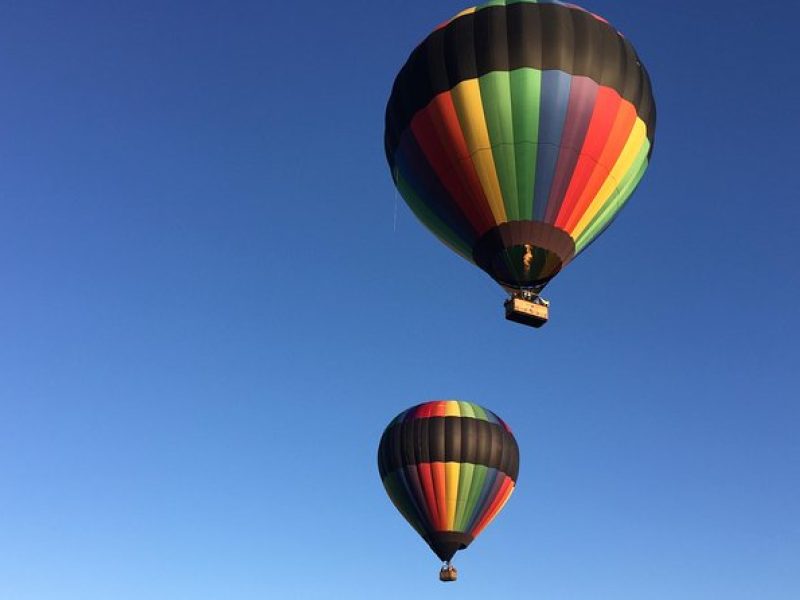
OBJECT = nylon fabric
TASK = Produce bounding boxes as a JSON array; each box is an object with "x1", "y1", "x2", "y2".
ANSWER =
[
  {"x1": 378, "y1": 401, "x2": 519, "y2": 562},
  {"x1": 385, "y1": 0, "x2": 655, "y2": 290}
]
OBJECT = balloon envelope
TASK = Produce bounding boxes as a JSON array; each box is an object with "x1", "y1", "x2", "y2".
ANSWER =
[
  {"x1": 378, "y1": 400, "x2": 520, "y2": 562},
  {"x1": 385, "y1": 0, "x2": 656, "y2": 290}
]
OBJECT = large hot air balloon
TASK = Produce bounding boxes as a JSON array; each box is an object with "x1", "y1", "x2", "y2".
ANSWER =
[
  {"x1": 378, "y1": 400, "x2": 519, "y2": 581},
  {"x1": 385, "y1": 0, "x2": 656, "y2": 327}
]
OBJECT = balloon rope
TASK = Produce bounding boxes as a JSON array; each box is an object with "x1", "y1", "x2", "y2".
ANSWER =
[
  {"x1": 393, "y1": 189, "x2": 399, "y2": 233},
  {"x1": 393, "y1": 166, "x2": 399, "y2": 233}
]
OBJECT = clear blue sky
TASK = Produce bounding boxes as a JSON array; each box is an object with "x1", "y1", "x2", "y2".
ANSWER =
[{"x1": 0, "y1": 1, "x2": 798, "y2": 598}]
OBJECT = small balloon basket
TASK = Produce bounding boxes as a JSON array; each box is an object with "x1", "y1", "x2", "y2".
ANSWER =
[
  {"x1": 504, "y1": 293, "x2": 549, "y2": 328},
  {"x1": 439, "y1": 564, "x2": 458, "y2": 582}
]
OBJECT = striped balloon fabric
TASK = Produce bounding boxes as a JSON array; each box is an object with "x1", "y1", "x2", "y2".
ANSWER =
[
  {"x1": 385, "y1": 0, "x2": 656, "y2": 289},
  {"x1": 378, "y1": 401, "x2": 519, "y2": 562}
]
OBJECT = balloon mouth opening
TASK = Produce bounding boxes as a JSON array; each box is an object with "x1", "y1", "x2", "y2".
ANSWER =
[
  {"x1": 426, "y1": 531, "x2": 474, "y2": 562},
  {"x1": 472, "y1": 222, "x2": 575, "y2": 288}
]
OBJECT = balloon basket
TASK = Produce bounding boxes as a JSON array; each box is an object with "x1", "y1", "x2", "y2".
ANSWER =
[
  {"x1": 439, "y1": 565, "x2": 458, "y2": 582},
  {"x1": 504, "y1": 295, "x2": 549, "y2": 328}
]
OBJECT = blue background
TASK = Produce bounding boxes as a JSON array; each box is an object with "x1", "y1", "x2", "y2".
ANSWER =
[{"x1": 0, "y1": 1, "x2": 798, "y2": 598}]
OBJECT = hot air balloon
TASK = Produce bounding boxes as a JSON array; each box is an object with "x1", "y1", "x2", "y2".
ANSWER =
[
  {"x1": 378, "y1": 400, "x2": 519, "y2": 581},
  {"x1": 385, "y1": 0, "x2": 656, "y2": 327}
]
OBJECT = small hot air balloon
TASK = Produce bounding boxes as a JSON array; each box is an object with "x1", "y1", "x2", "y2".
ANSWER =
[
  {"x1": 385, "y1": 0, "x2": 656, "y2": 327},
  {"x1": 378, "y1": 400, "x2": 519, "y2": 581}
]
